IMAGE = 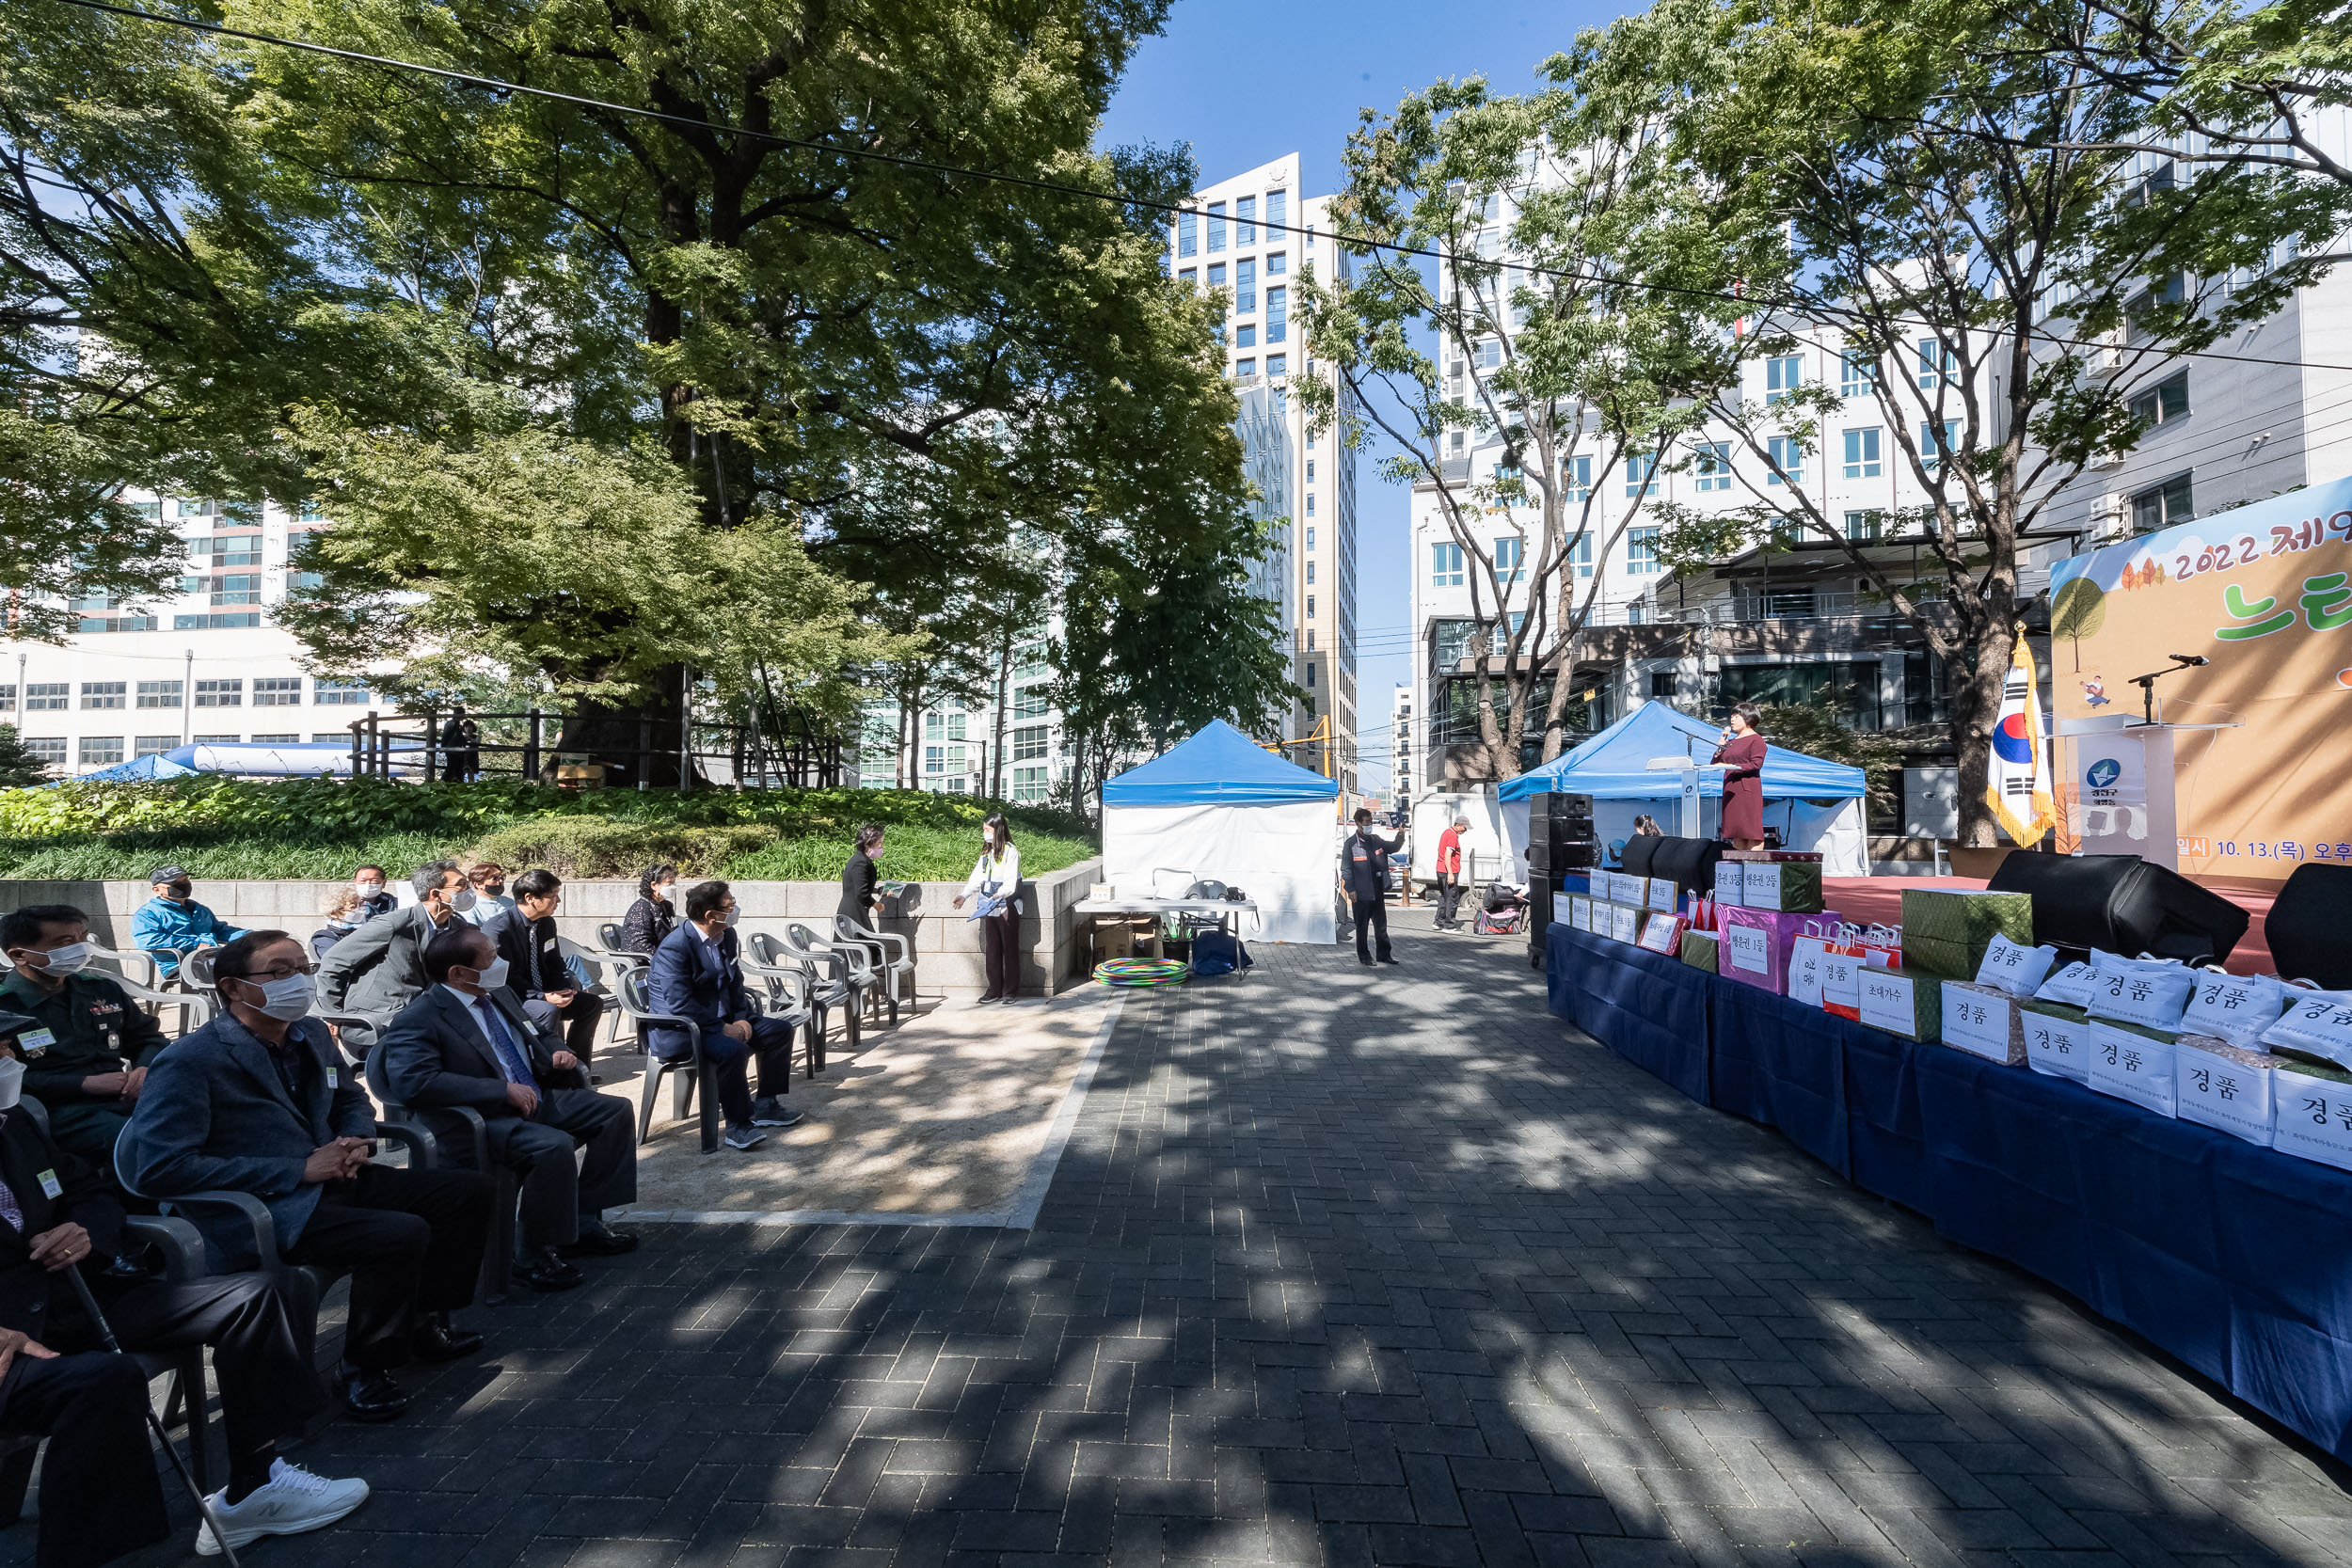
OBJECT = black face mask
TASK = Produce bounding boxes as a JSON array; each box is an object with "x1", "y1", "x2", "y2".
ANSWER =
[
  {"x1": 481, "y1": 883, "x2": 506, "y2": 898},
  {"x1": 166, "y1": 884, "x2": 193, "y2": 902}
]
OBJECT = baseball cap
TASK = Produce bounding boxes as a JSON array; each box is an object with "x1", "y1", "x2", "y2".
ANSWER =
[{"x1": 150, "y1": 864, "x2": 190, "y2": 886}]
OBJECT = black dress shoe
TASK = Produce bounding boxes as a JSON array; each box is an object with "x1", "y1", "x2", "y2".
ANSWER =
[
  {"x1": 337, "y1": 1364, "x2": 409, "y2": 1423},
  {"x1": 559, "y1": 1223, "x2": 638, "y2": 1259},
  {"x1": 515, "y1": 1248, "x2": 585, "y2": 1292},
  {"x1": 98, "y1": 1249, "x2": 156, "y2": 1282},
  {"x1": 411, "y1": 1314, "x2": 484, "y2": 1363}
]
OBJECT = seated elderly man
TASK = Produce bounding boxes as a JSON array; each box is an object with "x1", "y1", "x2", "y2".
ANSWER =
[
  {"x1": 317, "y1": 860, "x2": 479, "y2": 1043},
  {"x1": 381, "y1": 927, "x2": 637, "y2": 1292},
  {"x1": 126, "y1": 930, "x2": 492, "y2": 1421},
  {"x1": 129, "y1": 863, "x2": 246, "y2": 985},
  {"x1": 649, "y1": 879, "x2": 800, "y2": 1152}
]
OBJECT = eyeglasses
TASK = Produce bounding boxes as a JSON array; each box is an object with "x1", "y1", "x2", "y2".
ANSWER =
[{"x1": 249, "y1": 961, "x2": 318, "y2": 982}]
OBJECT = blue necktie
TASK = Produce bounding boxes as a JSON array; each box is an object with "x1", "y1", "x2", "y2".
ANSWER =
[{"x1": 477, "y1": 999, "x2": 536, "y2": 1087}]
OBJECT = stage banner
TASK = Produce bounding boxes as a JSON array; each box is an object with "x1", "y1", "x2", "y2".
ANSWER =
[{"x1": 2048, "y1": 473, "x2": 2352, "y2": 881}]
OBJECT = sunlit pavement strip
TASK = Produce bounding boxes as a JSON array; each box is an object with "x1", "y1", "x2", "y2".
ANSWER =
[{"x1": 612, "y1": 992, "x2": 1122, "y2": 1228}]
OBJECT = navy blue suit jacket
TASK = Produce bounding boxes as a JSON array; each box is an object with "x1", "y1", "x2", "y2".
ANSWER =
[{"x1": 646, "y1": 924, "x2": 755, "y2": 1059}]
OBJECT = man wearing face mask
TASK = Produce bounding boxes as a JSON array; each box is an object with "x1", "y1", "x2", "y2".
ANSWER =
[
  {"x1": 493, "y1": 869, "x2": 606, "y2": 1066},
  {"x1": 127, "y1": 930, "x2": 493, "y2": 1423},
  {"x1": 648, "y1": 880, "x2": 799, "y2": 1150},
  {"x1": 129, "y1": 865, "x2": 246, "y2": 986},
  {"x1": 317, "y1": 861, "x2": 479, "y2": 1041},
  {"x1": 381, "y1": 927, "x2": 637, "y2": 1291},
  {"x1": 351, "y1": 866, "x2": 397, "y2": 923},
  {"x1": 460, "y1": 862, "x2": 519, "y2": 942},
  {"x1": 0, "y1": 907, "x2": 171, "y2": 1180},
  {"x1": 0, "y1": 1015, "x2": 372, "y2": 1560}
]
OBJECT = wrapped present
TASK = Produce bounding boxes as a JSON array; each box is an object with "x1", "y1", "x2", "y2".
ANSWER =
[
  {"x1": 1939, "y1": 980, "x2": 2026, "y2": 1065},
  {"x1": 2272, "y1": 1059, "x2": 2352, "y2": 1171},
  {"x1": 2020, "y1": 1000, "x2": 2093, "y2": 1083},
  {"x1": 1899, "y1": 889, "x2": 2035, "y2": 981},
  {"x1": 1568, "y1": 894, "x2": 1593, "y2": 933},
  {"x1": 1679, "y1": 929, "x2": 1719, "y2": 973},
  {"x1": 1607, "y1": 901, "x2": 1641, "y2": 945},
  {"x1": 1712, "y1": 862, "x2": 1746, "y2": 908},
  {"x1": 1644, "y1": 878, "x2": 1680, "y2": 913},
  {"x1": 2179, "y1": 970, "x2": 2292, "y2": 1050},
  {"x1": 1859, "y1": 963, "x2": 1943, "y2": 1042},
  {"x1": 1637, "y1": 911, "x2": 1686, "y2": 955},
  {"x1": 2086, "y1": 1018, "x2": 2177, "y2": 1117},
  {"x1": 2176, "y1": 1037, "x2": 2276, "y2": 1147},
  {"x1": 1740, "y1": 859, "x2": 1824, "y2": 913},
  {"x1": 1972, "y1": 934, "x2": 2060, "y2": 999},
  {"x1": 2083, "y1": 954, "x2": 2196, "y2": 1031},
  {"x1": 1718, "y1": 907, "x2": 1843, "y2": 993}
]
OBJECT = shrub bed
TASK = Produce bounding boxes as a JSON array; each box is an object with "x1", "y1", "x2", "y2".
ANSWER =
[{"x1": 0, "y1": 780, "x2": 1096, "y2": 883}]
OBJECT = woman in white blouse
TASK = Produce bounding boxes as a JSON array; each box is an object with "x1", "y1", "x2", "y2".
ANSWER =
[{"x1": 953, "y1": 814, "x2": 1024, "y2": 1003}]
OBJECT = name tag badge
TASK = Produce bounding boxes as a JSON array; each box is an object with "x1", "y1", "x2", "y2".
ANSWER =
[
  {"x1": 542, "y1": 937, "x2": 557, "y2": 952},
  {"x1": 17, "y1": 1029, "x2": 54, "y2": 1057},
  {"x1": 326, "y1": 1068, "x2": 339, "y2": 1089},
  {"x1": 35, "y1": 1169, "x2": 61, "y2": 1199}
]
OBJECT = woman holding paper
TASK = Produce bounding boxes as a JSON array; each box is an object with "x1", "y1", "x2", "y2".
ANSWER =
[{"x1": 1712, "y1": 703, "x2": 1769, "y2": 850}]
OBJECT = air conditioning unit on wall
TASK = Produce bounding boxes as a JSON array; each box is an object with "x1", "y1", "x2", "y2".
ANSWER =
[{"x1": 2093, "y1": 493, "x2": 2132, "y2": 540}]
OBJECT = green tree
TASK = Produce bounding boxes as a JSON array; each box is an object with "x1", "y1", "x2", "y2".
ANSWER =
[
  {"x1": 0, "y1": 725, "x2": 52, "y2": 788},
  {"x1": 1576, "y1": 0, "x2": 2352, "y2": 846}
]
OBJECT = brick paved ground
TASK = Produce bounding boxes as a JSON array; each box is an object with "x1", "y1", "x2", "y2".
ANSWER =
[{"x1": 47, "y1": 909, "x2": 2352, "y2": 1567}]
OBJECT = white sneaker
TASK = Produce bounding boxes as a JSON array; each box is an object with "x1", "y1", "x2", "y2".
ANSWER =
[{"x1": 196, "y1": 1458, "x2": 370, "y2": 1555}]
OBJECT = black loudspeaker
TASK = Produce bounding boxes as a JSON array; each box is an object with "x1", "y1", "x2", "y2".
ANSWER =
[
  {"x1": 1985, "y1": 852, "x2": 2249, "y2": 967},
  {"x1": 2265, "y1": 863, "x2": 2352, "y2": 988}
]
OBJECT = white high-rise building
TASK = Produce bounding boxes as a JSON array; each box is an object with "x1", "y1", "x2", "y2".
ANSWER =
[{"x1": 1171, "y1": 154, "x2": 1360, "y2": 790}]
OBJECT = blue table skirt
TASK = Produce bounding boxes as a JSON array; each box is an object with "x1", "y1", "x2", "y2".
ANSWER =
[
  {"x1": 1544, "y1": 925, "x2": 2352, "y2": 1463},
  {"x1": 1545, "y1": 923, "x2": 1711, "y2": 1103}
]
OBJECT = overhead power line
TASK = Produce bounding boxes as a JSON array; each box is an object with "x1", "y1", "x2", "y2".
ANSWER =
[{"x1": 52, "y1": 0, "x2": 2352, "y2": 380}]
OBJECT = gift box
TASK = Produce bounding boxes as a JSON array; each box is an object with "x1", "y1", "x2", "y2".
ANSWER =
[
  {"x1": 1644, "y1": 878, "x2": 1680, "y2": 913},
  {"x1": 2086, "y1": 1018, "x2": 2177, "y2": 1117},
  {"x1": 2176, "y1": 1037, "x2": 2276, "y2": 1147},
  {"x1": 1607, "y1": 901, "x2": 1641, "y2": 945},
  {"x1": 1717, "y1": 907, "x2": 1843, "y2": 993},
  {"x1": 1859, "y1": 963, "x2": 1943, "y2": 1042},
  {"x1": 1568, "y1": 894, "x2": 1593, "y2": 933},
  {"x1": 1637, "y1": 912, "x2": 1686, "y2": 955},
  {"x1": 2019, "y1": 1001, "x2": 2093, "y2": 1083},
  {"x1": 1899, "y1": 889, "x2": 2035, "y2": 981},
  {"x1": 1939, "y1": 980, "x2": 2026, "y2": 1065},
  {"x1": 1712, "y1": 863, "x2": 1746, "y2": 908},
  {"x1": 1740, "y1": 859, "x2": 1824, "y2": 913},
  {"x1": 2272, "y1": 1059, "x2": 2352, "y2": 1171},
  {"x1": 1679, "y1": 929, "x2": 1719, "y2": 973}
]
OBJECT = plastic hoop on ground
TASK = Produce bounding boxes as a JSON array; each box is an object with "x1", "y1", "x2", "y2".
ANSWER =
[{"x1": 1092, "y1": 958, "x2": 1190, "y2": 987}]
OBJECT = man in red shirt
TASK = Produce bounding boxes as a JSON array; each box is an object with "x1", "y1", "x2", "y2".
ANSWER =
[{"x1": 1435, "y1": 816, "x2": 1469, "y2": 929}]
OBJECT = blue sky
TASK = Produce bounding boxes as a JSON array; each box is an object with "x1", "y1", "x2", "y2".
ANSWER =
[{"x1": 1100, "y1": 0, "x2": 1618, "y2": 795}]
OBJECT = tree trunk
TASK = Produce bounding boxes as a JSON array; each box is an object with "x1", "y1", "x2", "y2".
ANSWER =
[
  {"x1": 991, "y1": 626, "x2": 1012, "y2": 800},
  {"x1": 552, "y1": 666, "x2": 693, "y2": 787},
  {"x1": 1947, "y1": 619, "x2": 2014, "y2": 848}
]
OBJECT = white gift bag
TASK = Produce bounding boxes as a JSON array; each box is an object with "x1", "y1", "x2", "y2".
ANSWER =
[
  {"x1": 2084, "y1": 954, "x2": 2196, "y2": 1031},
  {"x1": 1788, "y1": 936, "x2": 1832, "y2": 1007},
  {"x1": 2257, "y1": 989, "x2": 2352, "y2": 1068},
  {"x1": 2178, "y1": 970, "x2": 2292, "y2": 1050},
  {"x1": 2034, "y1": 960, "x2": 2098, "y2": 1008},
  {"x1": 2271, "y1": 1068, "x2": 2352, "y2": 1172},
  {"x1": 1973, "y1": 934, "x2": 2060, "y2": 999}
]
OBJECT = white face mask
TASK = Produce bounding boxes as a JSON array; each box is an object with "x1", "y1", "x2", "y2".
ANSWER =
[
  {"x1": 240, "y1": 973, "x2": 317, "y2": 1022},
  {"x1": 356, "y1": 880, "x2": 382, "y2": 898},
  {"x1": 445, "y1": 886, "x2": 477, "y2": 914},
  {"x1": 721, "y1": 908, "x2": 739, "y2": 927},
  {"x1": 655, "y1": 884, "x2": 675, "y2": 902},
  {"x1": 469, "y1": 958, "x2": 510, "y2": 991},
  {"x1": 0, "y1": 1056, "x2": 24, "y2": 1112},
  {"x1": 33, "y1": 942, "x2": 92, "y2": 977}
]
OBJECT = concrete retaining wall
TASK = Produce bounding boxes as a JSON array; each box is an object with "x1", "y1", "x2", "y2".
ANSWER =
[{"x1": 0, "y1": 859, "x2": 1105, "y2": 1001}]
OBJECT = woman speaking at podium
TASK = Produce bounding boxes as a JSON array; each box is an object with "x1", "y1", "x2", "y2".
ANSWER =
[{"x1": 1712, "y1": 703, "x2": 1769, "y2": 851}]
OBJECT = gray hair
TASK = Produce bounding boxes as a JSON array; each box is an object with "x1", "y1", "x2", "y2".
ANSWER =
[{"x1": 411, "y1": 858, "x2": 463, "y2": 900}]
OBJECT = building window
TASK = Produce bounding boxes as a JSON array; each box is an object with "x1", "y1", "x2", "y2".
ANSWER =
[
  {"x1": 1013, "y1": 686, "x2": 1050, "y2": 720},
  {"x1": 0, "y1": 686, "x2": 16, "y2": 710},
  {"x1": 1177, "y1": 212, "x2": 1196, "y2": 257},
  {"x1": 1236, "y1": 194, "x2": 1256, "y2": 245},
  {"x1": 248, "y1": 733, "x2": 298, "y2": 744},
  {"x1": 193, "y1": 734, "x2": 240, "y2": 745},
  {"x1": 1305, "y1": 526, "x2": 1315, "y2": 549},
  {"x1": 195, "y1": 678, "x2": 243, "y2": 707},
  {"x1": 1206, "y1": 261, "x2": 1226, "y2": 292},
  {"x1": 1236, "y1": 256, "x2": 1256, "y2": 312},
  {"x1": 1567, "y1": 533, "x2": 1593, "y2": 578},
  {"x1": 23, "y1": 737, "x2": 62, "y2": 768},
  {"x1": 924, "y1": 744, "x2": 944, "y2": 776},
  {"x1": 1564, "y1": 454, "x2": 1592, "y2": 502},
  {"x1": 1767, "y1": 436, "x2": 1804, "y2": 485},
  {"x1": 1236, "y1": 324, "x2": 1256, "y2": 349},
  {"x1": 254, "y1": 677, "x2": 302, "y2": 706},
  {"x1": 1306, "y1": 561, "x2": 1316, "y2": 585},
  {"x1": 1012, "y1": 725, "x2": 1049, "y2": 761},
  {"x1": 1693, "y1": 441, "x2": 1732, "y2": 492},
  {"x1": 212, "y1": 574, "x2": 261, "y2": 606},
  {"x1": 1842, "y1": 426, "x2": 1883, "y2": 479},
  {"x1": 1234, "y1": 358, "x2": 1255, "y2": 380},
  {"x1": 1011, "y1": 765, "x2": 1048, "y2": 803},
  {"x1": 24, "y1": 683, "x2": 66, "y2": 712},
  {"x1": 1207, "y1": 200, "x2": 1227, "y2": 252},
  {"x1": 2133, "y1": 472, "x2": 2194, "y2": 532},
  {"x1": 1475, "y1": 338, "x2": 1502, "y2": 369},
  {"x1": 1178, "y1": 267, "x2": 1195, "y2": 286},
  {"x1": 1765, "y1": 355, "x2": 1803, "y2": 404},
  {"x1": 2130, "y1": 371, "x2": 2190, "y2": 429},
  {"x1": 1919, "y1": 419, "x2": 1960, "y2": 472},
  {"x1": 190, "y1": 535, "x2": 262, "y2": 567},
  {"x1": 1650, "y1": 672, "x2": 1678, "y2": 698},
  {"x1": 1840, "y1": 349, "x2": 1876, "y2": 398},
  {"x1": 1266, "y1": 354, "x2": 1286, "y2": 377},
  {"x1": 1266, "y1": 250, "x2": 1285, "y2": 277},
  {"x1": 1307, "y1": 628, "x2": 1316, "y2": 650},
  {"x1": 135, "y1": 680, "x2": 183, "y2": 709},
  {"x1": 1495, "y1": 535, "x2": 1525, "y2": 583},
  {"x1": 78, "y1": 736, "x2": 123, "y2": 768},
  {"x1": 1917, "y1": 337, "x2": 1956, "y2": 388},
  {"x1": 313, "y1": 678, "x2": 370, "y2": 705},
  {"x1": 175, "y1": 612, "x2": 262, "y2": 629},
  {"x1": 1628, "y1": 528, "x2": 1661, "y2": 576},
  {"x1": 1845, "y1": 509, "x2": 1883, "y2": 540},
  {"x1": 1267, "y1": 190, "x2": 1286, "y2": 230},
  {"x1": 1305, "y1": 492, "x2": 1315, "y2": 515},
  {"x1": 1625, "y1": 452, "x2": 1655, "y2": 499},
  {"x1": 1266, "y1": 285, "x2": 1286, "y2": 343},
  {"x1": 135, "y1": 736, "x2": 179, "y2": 757},
  {"x1": 80, "y1": 681, "x2": 125, "y2": 710},
  {"x1": 1432, "y1": 541, "x2": 1466, "y2": 587},
  {"x1": 1307, "y1": 661, "x2": 1317, "y2": 687},
  {"x1": 178, "y1": 498, "x2": 219, "y2": 519},
  {"x1": 1307, "y1": 594, "x2": 1316, "y2": 617},
  {"x1": 1450, "y1": 430, "x2": 1465, "y2": 456},
  {"x1": 1305, "y1": 459, "x2": 1315, "y2": 482}
]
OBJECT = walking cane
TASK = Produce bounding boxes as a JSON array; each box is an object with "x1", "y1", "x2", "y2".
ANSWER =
[{"x1": 61, "y1": 1263, "x2": 244, "y2": 1568}]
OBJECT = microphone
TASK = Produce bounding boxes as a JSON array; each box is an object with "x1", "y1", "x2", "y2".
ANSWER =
[{"x1": 2169, "y1": 655, "x2": 2210, "y2": 666}]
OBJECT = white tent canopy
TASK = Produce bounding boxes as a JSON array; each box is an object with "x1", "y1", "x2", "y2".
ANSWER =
[{"x1": 1100, "y1": 721, "x2": 1341, "y2": 944}]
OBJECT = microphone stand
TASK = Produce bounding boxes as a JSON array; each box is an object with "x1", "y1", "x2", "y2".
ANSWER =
[
  {"x1": 2126, "y1": 656, "x2": 2206, "y2": 726},
  {"x1": 62, "y1": 1263, "x2": 244, "y2": 1568}
]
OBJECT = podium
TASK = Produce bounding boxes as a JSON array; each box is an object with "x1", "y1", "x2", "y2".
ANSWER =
[{"x1": 2055, "y1": 718, "x2": 2238, "y2": 870}]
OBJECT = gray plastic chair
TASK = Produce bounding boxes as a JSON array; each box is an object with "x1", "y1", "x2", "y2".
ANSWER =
[
  {"x1": 363, "y1": 1042, "x2": 517, "y2": 1302},
  {"x1": 833, "y1": 916, "x2": 913, "y2": 1022},
  {"x1": 615, "y1": 969, "x2": 718, "y2": 1153}
]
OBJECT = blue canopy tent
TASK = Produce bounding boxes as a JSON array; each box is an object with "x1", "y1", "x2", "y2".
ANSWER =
[
  {"x1": 1102, "y1": 720, "x2": 1340, "y2": 942},
  {"x1": 1499, "y1": 701, "x2": 1869, "y2": 874}
]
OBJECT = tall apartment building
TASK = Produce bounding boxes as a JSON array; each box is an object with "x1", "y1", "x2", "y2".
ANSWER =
[
  {"x1": 855, "y1": 626, "x2": 1073, "y2": 805},
  {"x1": 1171, "y1": 155, "x2": 1360, "y2": 790},
  {"x1": 1, "y1": 492, "x2": 375, "y2": 774}
]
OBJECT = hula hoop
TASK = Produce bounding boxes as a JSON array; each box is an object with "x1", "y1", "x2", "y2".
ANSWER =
[{"x1": 1093, "y1": 957, "x2": 1189, "y2": 987}]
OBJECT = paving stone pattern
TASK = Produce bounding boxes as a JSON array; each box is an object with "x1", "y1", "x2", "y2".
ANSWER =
[{"x1": 53, "y1": 910, "x2": 2352, "y2": 1568}]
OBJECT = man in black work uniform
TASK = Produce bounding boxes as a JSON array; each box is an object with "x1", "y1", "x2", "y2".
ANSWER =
[
  {"x1": 0, "y1": 906, "x2": 170, "y2": 1227},
  {"x1": 1343, "y1": 808, "x2": 1403, "y2": 967}
]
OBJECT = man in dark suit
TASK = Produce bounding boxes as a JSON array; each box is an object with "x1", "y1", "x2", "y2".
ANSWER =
[
  {"x1": 316, "y1": 861, "x2": 479, "y2": 1035},
  {"x1": 381, "y1": 927, "x2": 636, "y2": 1292},
  {"x1": 125, "y1": 929, "x2": 492, "y2": 1421},
  {"x1": 648, "y1": 880, "x2": 799, "y2": 1152},
  {"x1": 495, "y1": 869, "x2": 605, "y2": 1062},
  {"x1": 0, "y1": 1026, "x2": 370, "y2": 1559},
  {"x1": 1343, "y1": 807, "x2": 1403, "y2": 967}
]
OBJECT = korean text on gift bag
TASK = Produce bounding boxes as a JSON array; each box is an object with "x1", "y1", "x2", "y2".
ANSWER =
[
  {"x1": 2087, "y1": 1021, "x2": 2178, "y2": 1117},
  {"x1": 1818, "y1": 929, "x2": 1867, "y2": 1020},
  {"x1": 1972, "y1": 934, "x2": 2059, "y2": 999},
  {"x1": 1941, "y1": 983, "x2": 2025, "y2": 1064},
  {"x1": 2021, "y1": 1004, "x2": 2091, "y2": 1084},
  {"x1": 2179, "y1": 970, "x2": 2291, "y2": 1050},
  {"x1": 2084, "y1": 954, "x2": 2196, "y2": 1031},
  {"x1": 2034, "y1": 960, "x2": 2098, "y2": 1008},
  {"x1": 2175, "y1": 1037, "x2": 2275, "y2": 1147},
  {"x1": 2271, "y1": 1068, "x2": 2352, "y2": 1172},
  {"x1": 2258, "y1": 990, "x2": 2352, "y2": 1068}
]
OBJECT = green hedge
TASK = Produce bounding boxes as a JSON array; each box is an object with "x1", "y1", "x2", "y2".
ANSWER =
[{"x1": 0, "y1": 780, "x2": 1097, "y2": 883}]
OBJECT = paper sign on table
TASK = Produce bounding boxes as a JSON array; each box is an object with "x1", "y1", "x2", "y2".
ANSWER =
[
  {"x1": 1568, "y1": 895, "x2": 1592, "y2": 932},
  {"x1": 1637, "y1": 912, "x2": 1684, "y2": 955},
  {"x1": 2272, "y1": 1062, "x2": 2352, "y2": 1171},
  {"x1": 2176, "y1": 1037, "x2": 2276, "y2": 1147},
  {"x1": 2019, "y1": 1001, "x2": 2092, "y2": 1084},
  {"x1": 2086, "y1": 1020, "x2": 2177, "y2": 1116},
  {"x1": 1940, "y1": 981, "x2": 2026, "y2": 1065},
  {"x1": 1859, "y1": 965, "x2": 1942, "y2": 1042},
  {"x1": 1608, "y1": 902, "x2": 1640, "y2": 944}
]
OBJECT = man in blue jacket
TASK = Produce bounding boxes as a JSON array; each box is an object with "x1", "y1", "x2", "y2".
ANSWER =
[
  {"x1": 129, "y1": 864, "x2": 246, "y2": 983},
  {"x1": 648, "y1": 880, "x2": 799, "y2": 1151},
  {"x1": 125, "y1": 929, "x2": 492, "y2": 1422}
]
